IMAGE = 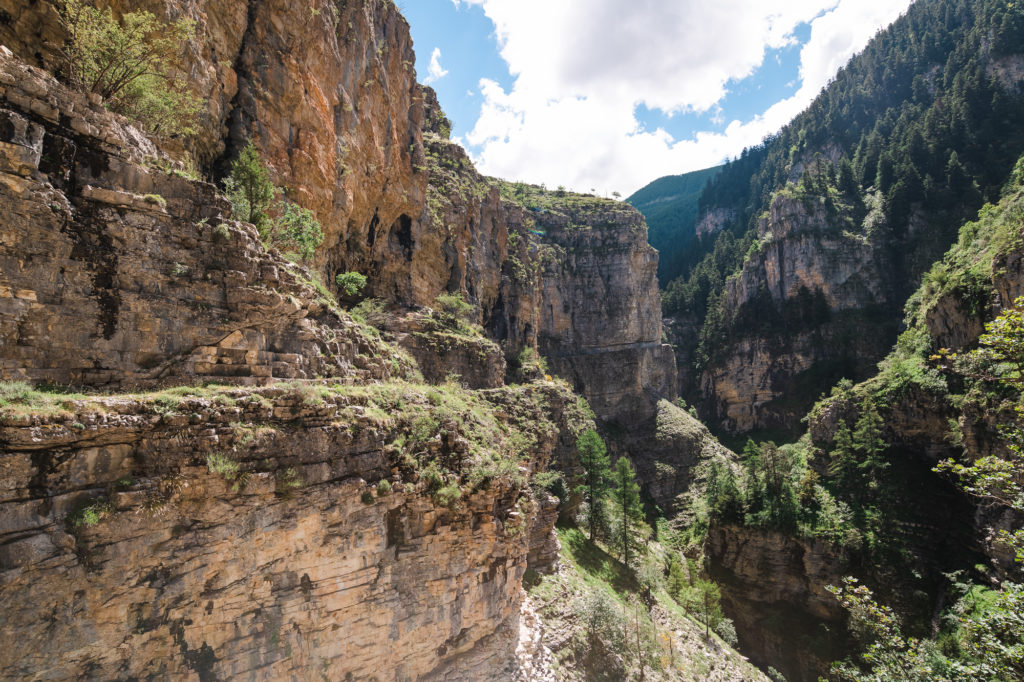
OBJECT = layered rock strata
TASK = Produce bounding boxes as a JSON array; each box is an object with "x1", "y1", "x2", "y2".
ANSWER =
[
  {"x1": 692, "y1": 192, "x2": 897, "y2": 436},
  {"x1": 0, "y1": 48, "x2": 406, "y2": 389},
  {"x1": 708, "y1": 524, "x2": 848, "y2": 682},
  {"x1": 0, "y1": 381, "x2": 590, "y2": 680}
]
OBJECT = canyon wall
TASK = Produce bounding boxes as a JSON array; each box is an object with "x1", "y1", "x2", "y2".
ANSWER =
[
  {"x1": 707, "y1": 524, "x2": 848, "y2": 682},
  {"x1": 0, "y1": 381, "x2": 592, "y2": 680},
  {"x1": 684, "y1": 192, "x2": 899, "y2": 436},
  {"x1": 0, "y1": 0, "x2": 676, "y2": 427},
  {"x1": 0, "y1": 2, "x2": 693, "y2": 679}
]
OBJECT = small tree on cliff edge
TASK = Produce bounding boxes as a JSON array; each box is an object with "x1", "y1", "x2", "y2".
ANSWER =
[
  {"x1": 574, "y1": 429, "x2": 611, "y2": 542},
  {"x1": 610, "y1": 456, "x2": 645, "y2": 567},
  {"x1": 225, "y1": 142, "x2": 276, "y2": 232}
]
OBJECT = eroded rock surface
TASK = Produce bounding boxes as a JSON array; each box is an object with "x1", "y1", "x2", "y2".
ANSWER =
[
  {"x1": 0, "y1": 382, "x2": 589, "y2": 680},
  {"x1": 690, "y1": 193, "x2": 898, "y2": 436}
]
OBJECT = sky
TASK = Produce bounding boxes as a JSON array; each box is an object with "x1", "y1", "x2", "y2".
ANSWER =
[{"x1": 402, "y1": 0, "x2": 914, "y2": 197}]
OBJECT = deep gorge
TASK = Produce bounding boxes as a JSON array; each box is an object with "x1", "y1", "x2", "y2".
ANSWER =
[{"x1": 1, "y1": 0, "x2": 1023, "y2": 680}]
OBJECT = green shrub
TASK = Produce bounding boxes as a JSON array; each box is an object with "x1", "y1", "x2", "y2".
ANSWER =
[
  {"x1": 336, "y1": 271, "x2": 367, "y2": 298},
  {"x1": 420, "y1": 464, "x2": 444, "y2": 492},
  {"x1": 377, "y1": 479, "x2": 392, "y2": 496},
  {"x1": 514, "y1": 347, "x2": 549, "y2": 382},
  {"x1": 349, "y1": 298, "x2": 386, "y2": 328},
  {"x1": 68, "y1": 497, "x2": 113, "y2": 529},
  {"x1": 225, "y1": 142, "x2": 276, "y2": 230},
  {"x1": 56, "y1": 0, "x2": 203, "y2": 137},
  {"x1": 275, "y1": 467, "x2": 303, "y2": 497},
  {"x1": 206, "y1": 452, "x2": 239, "y2": 479},
  {"x1": 360, "y1": 490, "x2": 375, "y2": 505},
  {"x1": 224, "y1": 144, "x2": 323, "y2": 262},
  {"x1": 271, "y1": 202, "x2": 323, "y2": 262},
  {"x1": 435, "y1": 484, "x2": 461, "y2": 507},
  {"x1": 436, "y1": 292, "x2": 473, "y2": 320}
]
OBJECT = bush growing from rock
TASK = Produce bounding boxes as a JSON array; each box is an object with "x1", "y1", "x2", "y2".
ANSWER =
[{"x1": 57, "y1": 0, "x2": 203, "y2": 137}]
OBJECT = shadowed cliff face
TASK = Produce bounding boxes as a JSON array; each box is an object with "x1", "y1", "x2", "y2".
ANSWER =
[
  {"x1": 708, "y1": 524, "x2": 849, "y2": 682},
  {"x1": 684, "y1": 192, "x2": 899, "y2": 438}
]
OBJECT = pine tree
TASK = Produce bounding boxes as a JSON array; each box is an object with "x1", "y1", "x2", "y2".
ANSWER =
[
  {"x1": 610, "y1": 456, "x2": 645, "y2": 567},
  {"x1": 687, "y1": 578, "x2": 723, "y2": 641},
  {"x1": 574, "y1": 429, "x2": 611, "y2": 542},
  {"x1": 854, "y1": 400, "x2": 889, "y2": 493},
  {"x1": 828, "y1": 420, "x2": 858, "y2": 494},
  {"x1": 666, "y1": 554, "x2": 688, "y2": 601}
]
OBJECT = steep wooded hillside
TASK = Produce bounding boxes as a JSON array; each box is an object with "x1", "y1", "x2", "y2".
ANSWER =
[
  {"x1": 699, "y1": 155, "x2": 1024, "y2": 681},
  {"x1": 626, "y1": 165, "x2": 721, "y2": 286},
  {"x1": 661, "y1": 0, "x2": 1024, "y2": 438}
]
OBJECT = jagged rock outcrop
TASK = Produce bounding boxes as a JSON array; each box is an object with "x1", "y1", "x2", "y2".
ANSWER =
[
  {"x1": 692, "y1": 192, "x2": 898, "y2": 435},
  {"x1": 695, "y1": 207, "x2": 736, "y2": 240},
  {"x1": 534, "y1": 203, "x2": 677, "y2": 424},
  {"x1": 0, "y1": 49, "x2": 408, "y2": 388},
  {"x1": 386, "y1": 311, "x2": 506, "y2": 390},
  {"x1": 416, "y1": 130, "x2": 677, "y2": 425},
  {"x1": 616, "y1": 399, "x2": 732, "y2": 514}
]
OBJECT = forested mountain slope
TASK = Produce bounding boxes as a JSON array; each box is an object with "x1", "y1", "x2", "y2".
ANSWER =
[
  {"x1": 701, "y1": 154, "x2": 1024, "y2": 681},
  {"x1": 626, "y1": 165, "x2": 721, "y2": 286},
  {"x1": 660, "y1": 0, "x2": 1024, "y2": 438}
]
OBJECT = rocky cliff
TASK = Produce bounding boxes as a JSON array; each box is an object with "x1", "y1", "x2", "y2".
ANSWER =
[
  {"x1": 0, "y1": 1, "x2": 718, "y2": 679},
  {"x1": 0, "y1": 0, "x2": 676, "y2": 432},
  {"x1": 0, "y1": 379, "x2": 595, "y2": 680},
  {"x1": 0, "y1": 47, "x2": 410, "y2": 389},
  {"x1": 0, "y1": 34, "x2": 596, "y2": 678},
  {"x1": 685, "y1": 191, "x2": 900, "y2": 437}
]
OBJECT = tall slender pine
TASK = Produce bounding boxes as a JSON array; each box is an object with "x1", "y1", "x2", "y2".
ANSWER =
[
  {"x1": 574, "y1": 429, "x2": 611, "y2": 541},
  {"x1": 611, "y1": 456, "x2": 644, "y2": 567}
]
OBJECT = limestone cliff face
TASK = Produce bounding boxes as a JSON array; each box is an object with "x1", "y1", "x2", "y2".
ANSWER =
[
  {"x1": 414, "y1": 127, "x2": 677, "y2": 426},
  {"x1": 0, "y1": 4, "x2": 695, "y2": 679},
  {"x1": 0, "y1": 49, "x2": 411, "y2": 389},
  {"x1": 533, "y1": 203, "x2": 677, "y2": 424},
  {"x1": 0, "y1": 39, "x2": 606, "y2": 679},
  {"x1": 2, "y1": 0, "x2": 427, "y2": 302},
  {"x1": 707, "y1": 524, "x2": 848, "y2": 682},
  {"x1": 692, "y1": 193, "x2": 898, "y2": 435},
  {"x1": 0, "y1": 382, "x2": 588, "y2": 680},
  {"x1": 0, "y1": 0, "x2": 673, "y2": 428}
]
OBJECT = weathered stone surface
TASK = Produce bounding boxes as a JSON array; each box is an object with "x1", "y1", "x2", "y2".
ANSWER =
[
  {"x1": 621, "y1": 399, "x2": 733, "y2": 514},
  {"x1": 708, "y1": 524, "x2": 848, "y2": 682},
  {"x1": 692, "y1": 193, "x2": 898, "y2": 435},
  {"x1": 388, "y1": 311, "x2": 506, "y2": 390},
  {"x1": 0, "y1": 4, "x2": 690, "y2": 679},
  {"x1": 0, "y1": 51, "x2": 407, "y2": 389},
  {"x1": 0, "y1": 383, "x2": 584, "y2": 680}
]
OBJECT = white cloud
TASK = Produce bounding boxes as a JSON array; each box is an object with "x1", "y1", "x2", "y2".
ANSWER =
[
  {"x1": 452, "y1": 0, "x2": 913, "y2": 195},
  {"x1": 423, "y1": 47, "x2": 449, "y2": 85}
]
